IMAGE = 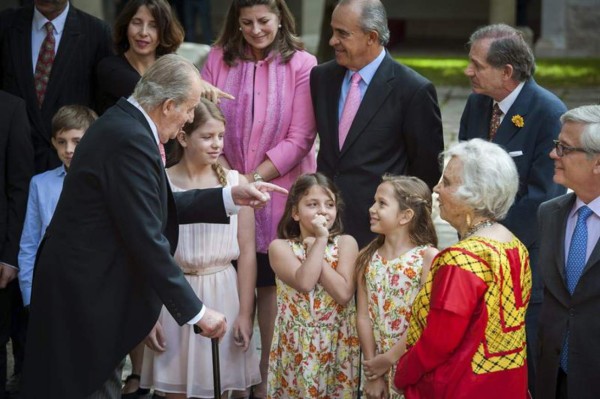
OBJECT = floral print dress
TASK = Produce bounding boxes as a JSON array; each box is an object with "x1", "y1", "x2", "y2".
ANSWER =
[
  {"x1": 267, "y1": 236, "x2": 360, "y2": 398},
  {"x1": 364, "y1": 245, "x2": 430, "y2": 398}
]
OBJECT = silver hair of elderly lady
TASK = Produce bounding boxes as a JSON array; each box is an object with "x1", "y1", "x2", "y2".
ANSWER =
[
  {"x1": 133, "y1": 54, "x2": 199, "y2": 110},
  {"x1": 560, "y1": 104, "x2": 600, "y2": 155},
  {"x1": 443, "y1": 138, "x2": 519, "y2": 220},
  {"x1": 338, "y1": 0, "x2": 390, "y2": 46}
]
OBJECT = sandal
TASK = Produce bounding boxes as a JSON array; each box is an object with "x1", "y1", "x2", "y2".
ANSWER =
[{"x1": 121, "y1": 374, "x2": 150, "y2": 398}]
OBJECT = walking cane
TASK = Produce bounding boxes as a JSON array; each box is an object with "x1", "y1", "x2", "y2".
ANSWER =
[{"x1": 193, "y1": 325, "x2": 221, "y2": 399}]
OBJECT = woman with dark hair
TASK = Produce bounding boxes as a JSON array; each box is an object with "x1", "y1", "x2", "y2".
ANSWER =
[
  {"x1": 95, "y1": 2, "x2": 183, "y2": 397},
  {"x1": 95, "y1": 0, "x2": 184, "y2": 115},
  {"x1": 201, "y1": 1, "x2": 317, "y2": 397}
]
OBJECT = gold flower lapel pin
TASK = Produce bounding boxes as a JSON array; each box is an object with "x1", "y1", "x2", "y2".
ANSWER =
[{"x1": 511, "y1": 114, "x2": 525, "y2": 128}]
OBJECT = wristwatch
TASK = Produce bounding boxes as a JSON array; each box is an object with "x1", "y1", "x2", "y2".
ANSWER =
[{"x1": 252, "y1": 171, "x2": 264, "y2": 183}]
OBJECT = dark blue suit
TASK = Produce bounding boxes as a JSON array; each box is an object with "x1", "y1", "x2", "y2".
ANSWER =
[{"x1": 459, "y1": 78, "x2": 567, "y2": 394}]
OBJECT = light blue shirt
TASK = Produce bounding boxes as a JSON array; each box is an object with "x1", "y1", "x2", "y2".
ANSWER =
[
  {"x1": 337, "y1": 48, "x2": 386, "y2": 120},
  {"x1": 18, "y1": 165, "x2": 66, "y2": 305},
  {"x1": 31, "y1": 2, "x2": 69, "y2": 74},
  {"x1": 565, "y1": 196, "x2": 600, "y2": 266}
]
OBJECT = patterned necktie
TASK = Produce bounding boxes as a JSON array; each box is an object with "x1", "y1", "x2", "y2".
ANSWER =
[
  {"x1": 158, "y1": 141, "x2": 166, "y2": 166},
  {"x1": 560, "y1": 205, "x2": 593, "y2": 372},
  {"x1": 489, "y1": 103, "x2": 503, "y2": 141},
  {"x1": 34, "y1": 22, "x2": 56, "y2": 106},
  {"x1": 338, "y1": 72, "x2": 362, "y2": 150}
]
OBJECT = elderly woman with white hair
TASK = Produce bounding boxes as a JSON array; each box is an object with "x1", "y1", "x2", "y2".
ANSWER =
[{"x1": 393, "y1": 138, "x2": 532, "y2": 399}]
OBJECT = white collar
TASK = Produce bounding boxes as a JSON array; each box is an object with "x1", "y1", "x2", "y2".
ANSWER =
[
  {"x1": 33, "y1": 1, "x2": 69, "y2": 34},
  {"x1": 127, "y1": 96, "x2": 160, "y2": 145},
  {"x1": 494, "y1": 81, "x2": 525, "y2": 115}
]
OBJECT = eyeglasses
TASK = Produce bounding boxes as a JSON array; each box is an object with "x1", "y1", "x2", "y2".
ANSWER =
[{"x1": 553, "y1": 140, "x2": 588, "y2": 157}]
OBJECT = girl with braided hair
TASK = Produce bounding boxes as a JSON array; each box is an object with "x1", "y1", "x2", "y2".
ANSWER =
[
  {"x1": 141, "y1": 98, "x2": 260, "y2": 398},
  {"x1": 357, "y1": 175, "x2": 439, "y2": 399}
]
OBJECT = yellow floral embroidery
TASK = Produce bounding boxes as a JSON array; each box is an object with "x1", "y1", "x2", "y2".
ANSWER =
[{"x1": 512, "y1": 114, "x2": 525, "y2": 128}]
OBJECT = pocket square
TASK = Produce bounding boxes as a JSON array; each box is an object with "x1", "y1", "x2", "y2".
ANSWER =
[{"x1": 508, "y1": 151, "x2": 523, "y2": 157}]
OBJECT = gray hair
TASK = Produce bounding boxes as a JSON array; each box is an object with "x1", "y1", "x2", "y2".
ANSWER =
[
  {"x1": 468, "y1": 24, "x2": 535, "y2": 82},
  {"x1": 133, "y1": 54, "x2": 199, "y2": 110},
  {"x1": 338, "y1": 0, "x2": 390, "y2": 46},
  {"x1": 560, "y1": 105, "x2": 600, "y2": 156},
  {"x1": 443, "y1": 138, "x2": 518, "y2": 220}
]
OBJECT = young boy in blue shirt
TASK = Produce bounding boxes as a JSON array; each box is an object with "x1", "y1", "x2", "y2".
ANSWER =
[{"x1": 18, "y1": 105, "x2": 97, "y2": 306}]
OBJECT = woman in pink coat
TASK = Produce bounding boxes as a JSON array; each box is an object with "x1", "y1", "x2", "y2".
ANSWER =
[{"x1": 201, "y1": 0, "x2": 317, "y2": 396}]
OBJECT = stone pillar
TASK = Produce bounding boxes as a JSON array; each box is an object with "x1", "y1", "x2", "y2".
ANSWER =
[
  {"x1": 489, "y1": 0, "x2": 516, "y2": 25},
  {"x1": 73, "y1": 0, "x2": 104, "y2": 19},
  {"x1": 535, "y1": 0, "x2": 567, "y2": 56}
]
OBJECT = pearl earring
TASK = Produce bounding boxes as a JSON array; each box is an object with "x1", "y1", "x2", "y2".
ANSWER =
[
  {"x1": 239, "y1": 27, "x2": 242, "y2": 31},
  {"x1": 278, "y1": 24, "x2": 282, "y2": 28}
]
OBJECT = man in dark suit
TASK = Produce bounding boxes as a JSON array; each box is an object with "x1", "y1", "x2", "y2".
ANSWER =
[
  {"x1": 0, "y1": 0, "x2": 112, "y2": 173},
  {"x1": 459, "y1": 24, "x2": 567, "y2": 394},
  {"x1": 0, "y1": 91, "x2": 33, "y2": 399},
  {"x1": 21, "y1": 55, "x2": 284, "y2": 399},
  {"x1": 536, "y1": 105, "x2": 600, "y2": 399},
  {"x1": 311, "y1": 0, "x2": 443, "y2": 248}
]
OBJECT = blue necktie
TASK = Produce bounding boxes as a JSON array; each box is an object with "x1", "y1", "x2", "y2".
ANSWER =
[{"x1": 560, "y1": 205, "x2": 593, "y2": 372}]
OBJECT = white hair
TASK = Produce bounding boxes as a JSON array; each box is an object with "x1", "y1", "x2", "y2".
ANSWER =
[
  {"x1": 132, "y1": 54, "x2": 200, "y2": 110},
  {"x1": 443, "y1": 138, "x2": 519, "y2": 220},
  {"x1": 560, "y1": 105, "x2": 600, "y2": 156}
]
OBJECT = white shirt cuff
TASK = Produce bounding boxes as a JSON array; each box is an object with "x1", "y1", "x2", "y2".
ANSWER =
[
  {"x1": 222, "y1": 186, "x2": 240, "y2": 216},
  {"x1": 186, "y1": 305, "x2": 206, "y2": 325}
]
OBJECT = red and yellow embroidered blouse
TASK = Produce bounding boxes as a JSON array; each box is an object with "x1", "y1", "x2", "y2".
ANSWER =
[{"x1": 394, "y1": 236, "x2": 531, "y2": 399}]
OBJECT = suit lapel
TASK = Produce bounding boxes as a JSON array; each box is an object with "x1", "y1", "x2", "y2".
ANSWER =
[
  {"x1": 494, "y1": 79, "x2": 535, "y2": 145},
  {"x1": 115, "y1": 99, "x2": 174, "y2": 247},
  {"x1": 10, "y1": 8, "x2": 45, "y2": 136},
  {"x1": 340, "y1": 54, "x2": 395, "y2": 155},
  {"x1": 551, "y1": 194, "x2": 574, "y2": 281},
  {"x1": 42, "y1": 7, "x2": 80, "y2": 111},
  {"x1": 326, "y1": 65, "x2": 345, "y2": 153}
]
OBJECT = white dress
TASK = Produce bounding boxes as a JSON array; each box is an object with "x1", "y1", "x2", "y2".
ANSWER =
[{"x1": 141, "y1": 170, "x2": 260, "y2": 397}]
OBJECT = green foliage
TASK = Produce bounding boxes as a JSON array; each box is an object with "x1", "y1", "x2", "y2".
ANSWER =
[{"x1": 394, "y1": 56, "x2": 600, "y2": 88}]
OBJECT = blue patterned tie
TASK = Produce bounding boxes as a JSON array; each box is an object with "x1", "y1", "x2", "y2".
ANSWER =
[{"x1": 560, "y1": 205, "x2": 593, "y2": 372}]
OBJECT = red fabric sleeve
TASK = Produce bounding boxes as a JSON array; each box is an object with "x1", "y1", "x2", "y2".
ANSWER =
[{"x1": 394, "y1": 266, "x2": 488, "y2": 388}]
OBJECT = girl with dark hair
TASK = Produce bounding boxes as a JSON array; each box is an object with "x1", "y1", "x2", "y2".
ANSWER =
[
  {"x1": 201, "y1": 1, "x2": 318, "y2": 396},
  {"x1": 267, "y1": 173, "x2": 359, "y2": 398},
  {"x1": 141, "y1": 99, "x2": 260, "y2": 398},
  {"x1": 356, "y1": 175, "x2": 438, "y2": 399}
]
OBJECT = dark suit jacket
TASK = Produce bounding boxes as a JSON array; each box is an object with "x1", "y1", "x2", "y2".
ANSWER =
[
  {"x1": 536, "y1": 193, "x2": 600, "y2": 399},
  {"x1": 21, "y1": 99, "x2": 229, "y2": 398},
  {"x1": 0, "y1": 91, "x2": 33, "y2": 267},
  {"x1": 0, "y1": 4, "x2": 112, "y2": 173},
  {"x1": 311, "y1": 53, "x2": 444, "y2": 247},
  {"x1": 459, "y1": 78, "x2": 567, "y2": 303}
]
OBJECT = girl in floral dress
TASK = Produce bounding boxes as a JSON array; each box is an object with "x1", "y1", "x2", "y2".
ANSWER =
[
  {"x1": 356, "y1": 175, "x2": 439, "y2": 399},
  {"x1": 267, "y1": 173, "x2": 360, "y2": 398}
]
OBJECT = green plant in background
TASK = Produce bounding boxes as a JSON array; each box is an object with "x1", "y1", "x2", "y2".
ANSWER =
[{"x1": 394, "y1": 56, "x2": 600, "y2": 88}]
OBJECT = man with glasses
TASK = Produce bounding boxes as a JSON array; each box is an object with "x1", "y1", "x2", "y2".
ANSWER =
[
  {"x1": 537, "y1": 105, "x2": 600, "y2": 399},
  {"x1": 459, "y1": 24, "x2": 567, "y2": 395}
]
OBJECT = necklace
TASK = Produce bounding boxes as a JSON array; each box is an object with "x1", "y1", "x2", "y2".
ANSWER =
[{"x1": 462, "y1": 219, "x2": 496, "y2": 239}]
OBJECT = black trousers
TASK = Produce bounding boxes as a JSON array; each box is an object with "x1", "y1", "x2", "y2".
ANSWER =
[
  {"x1": 557, "y1": 368, "x2": 568, "y2": 399},
  {"x1": 0, "y1": 280, "x2": 26, "y2": 399}
]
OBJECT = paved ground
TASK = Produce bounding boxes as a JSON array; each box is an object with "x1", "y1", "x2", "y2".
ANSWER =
[{"x1": 6, "y1": 85, "x2": 599, "y2": 397}]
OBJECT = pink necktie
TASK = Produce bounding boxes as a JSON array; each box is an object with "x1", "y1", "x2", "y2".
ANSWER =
[
  {"x1": 158, "y1": 141, "x2": 166, "y2": 165},
  {"x1": 338, "y1": 72, "x2": 362, "y2": 150}
]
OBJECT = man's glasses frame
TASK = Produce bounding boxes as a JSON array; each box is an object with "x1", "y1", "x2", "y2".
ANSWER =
[{"x1": 553, "y1": 140, "x2": 593, "y2": 157}]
